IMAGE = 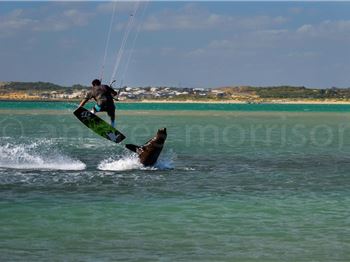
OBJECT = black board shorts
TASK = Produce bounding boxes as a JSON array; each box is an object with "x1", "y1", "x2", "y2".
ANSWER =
[{"x1": 94, "y1": 103, "x2": 115, "y2": 118}]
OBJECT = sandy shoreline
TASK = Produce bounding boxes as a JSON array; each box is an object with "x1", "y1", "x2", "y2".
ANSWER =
[
  {"x1": 137, "y1": 99, "x2": 350, "y2": 105},
  {"x1": 2, "y1": 98, "x2": 350, "y2": 104}
]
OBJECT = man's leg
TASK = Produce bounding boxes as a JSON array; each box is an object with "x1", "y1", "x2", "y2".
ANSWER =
[
  {"x1": 91, "y1": 104, "x2": 101, "y2": 114},
  {"x1": 108, "y1": 108, "x2": 116, "y2": 128}
]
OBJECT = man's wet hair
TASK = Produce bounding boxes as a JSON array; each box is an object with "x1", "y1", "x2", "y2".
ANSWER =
[{"x1": 92, "y1": 79, "x2": 101, "y2": 86}]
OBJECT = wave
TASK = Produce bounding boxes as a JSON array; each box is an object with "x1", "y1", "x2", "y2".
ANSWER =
[
  {"x1": 98, "y1": 149, "x2": 176, "y2": 171},
  {"x1": 0, "y1": 140, "x2": 86, "y2": 170}
]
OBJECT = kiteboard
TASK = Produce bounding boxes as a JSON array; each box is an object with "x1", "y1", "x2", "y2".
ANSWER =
[{"x1": 74, "y1": 107, "x2": 126, "y2": 144}]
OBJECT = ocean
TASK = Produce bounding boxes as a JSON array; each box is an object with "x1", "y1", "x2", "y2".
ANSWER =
[{"x1": 0, "y1": 101, "x2": 349, "y2": 261}]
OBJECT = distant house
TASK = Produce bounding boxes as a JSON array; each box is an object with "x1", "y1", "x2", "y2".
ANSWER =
[
  {"x1": 133, "y1": 90, "x2": 145, "y2": 96},
  {"x1": 126, "y1": 94, "x2": 137, "y2": 99},
  {"x1": 119, "y1": 91, "x2": 128, "y2": 97},
  {"x1": 211, "y1": 90, "x2": 226, "y2": 97},
  {"x1": 41, "y1": 93, "x2": 50, "y2": 99}
]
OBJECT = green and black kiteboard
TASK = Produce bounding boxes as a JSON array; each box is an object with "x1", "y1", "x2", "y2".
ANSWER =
[{"x1": 74, "y1": 107, "x2": 126, "y2": 144}]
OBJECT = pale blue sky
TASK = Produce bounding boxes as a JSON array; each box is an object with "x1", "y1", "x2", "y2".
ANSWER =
[{"x1": 1, "y1": 1, "x2": 350, "y2": 88}]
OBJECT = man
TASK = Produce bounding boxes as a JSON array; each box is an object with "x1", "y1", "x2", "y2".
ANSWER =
[{"x1": 79, "y1": 79, "x2": 118, "y2": 128}]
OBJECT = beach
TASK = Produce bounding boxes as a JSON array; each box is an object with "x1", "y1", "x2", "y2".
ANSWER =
[
  {"x1": 140, "y1": 99, "x2": 350, "y2": 104},
  {"x1": 4, "y1": 96, "x2": 350, "y2": 104}
]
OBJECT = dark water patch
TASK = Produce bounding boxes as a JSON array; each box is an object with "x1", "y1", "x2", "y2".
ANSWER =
[{"x1": 2, "y1": 101, "x2": 350, "y2": 112}]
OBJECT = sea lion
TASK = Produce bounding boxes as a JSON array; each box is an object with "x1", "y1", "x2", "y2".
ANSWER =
[{"x1": 125, "y1": 128, "x2": 167, "y2": 167}]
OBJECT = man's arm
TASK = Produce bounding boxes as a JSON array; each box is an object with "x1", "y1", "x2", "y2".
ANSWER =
[
  {"x1": 106, "y1": 85, "x2": 119, "y2": 97},
  {"x1": 79, "y1": 98, "x2": 89, "y2": 107},
  {"x1": 79, "y1": 91, "x2": 92, "y2": 107}
]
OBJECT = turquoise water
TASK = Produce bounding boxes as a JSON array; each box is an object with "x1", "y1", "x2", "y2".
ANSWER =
[
  {"x1": 2, "y1": 100, "x2": 350, "y2": 112},
  {"x1": 0, "y1": 102, "x2": 350, "y2": 261}
]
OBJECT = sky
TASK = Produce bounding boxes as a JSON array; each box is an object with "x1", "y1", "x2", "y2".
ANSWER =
[{"x1": 1, "y1": 1, "x2": 350, "y2": 88}]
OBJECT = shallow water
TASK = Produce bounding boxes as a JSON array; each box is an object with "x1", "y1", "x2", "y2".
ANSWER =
[{"x1": 0, "y1": 103, "x2": 350, "y2": 261}]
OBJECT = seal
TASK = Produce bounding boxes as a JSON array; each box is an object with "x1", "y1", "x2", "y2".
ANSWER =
[{"x1": 125, "y1": 128, "x2": 167, "y2": 166}]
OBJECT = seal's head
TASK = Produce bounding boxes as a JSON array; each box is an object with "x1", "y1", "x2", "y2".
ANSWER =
[{"x1": 157, "y1": 128, "x2": 167, "y2": 141}]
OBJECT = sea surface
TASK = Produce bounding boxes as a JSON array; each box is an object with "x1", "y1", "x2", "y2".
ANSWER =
[{"x1": 0, "y1": 101, "x2": 349, "y2": 261}]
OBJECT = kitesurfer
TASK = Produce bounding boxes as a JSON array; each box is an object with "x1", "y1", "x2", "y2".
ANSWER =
[{"x1": 79, "y1": 79, "x2": 118, "y2": 128}]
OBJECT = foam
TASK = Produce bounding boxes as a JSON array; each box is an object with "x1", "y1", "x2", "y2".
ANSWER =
[
  {"x1": 0, "y1": 141, "x2": 86, "y2": 170},
  {"x1": 98, "y1": 154, "x2": 143, "y2": 171},
  {"x1": 98, "y1": 149, "x2": 176, "y2": 171}
]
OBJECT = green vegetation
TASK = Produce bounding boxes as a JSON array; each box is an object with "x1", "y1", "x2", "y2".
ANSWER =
[
  {"x1": 2, "y1": 82, "x2": 65, "y2": 91},
  {"x1": 255, "y1": 86, "x2": 346, "y2": 99},
  {"x1": 217, "y1": 86, "x2": 350, "y2": 100},
  {"x1": 0, "y1": 82, "x2": 89, "y2": 92}
]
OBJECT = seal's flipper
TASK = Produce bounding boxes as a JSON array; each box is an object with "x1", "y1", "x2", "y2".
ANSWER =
[{"x1": 125, "y1": 144, "x2": 140, "y2": 153}]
